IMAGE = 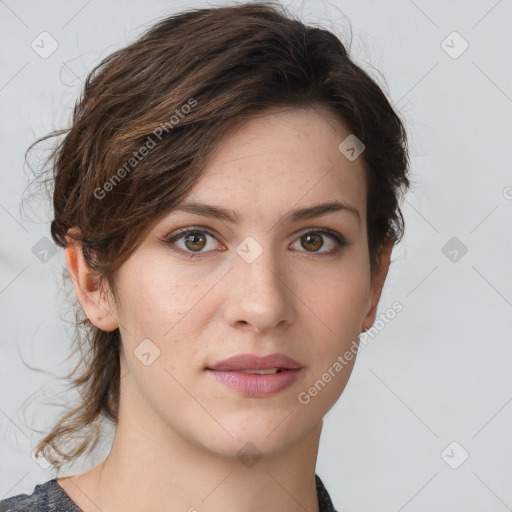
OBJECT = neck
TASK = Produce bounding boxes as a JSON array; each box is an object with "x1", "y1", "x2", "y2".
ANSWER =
[{"x1": 95, "y1": 425, "x2": 322, "y2": 512}]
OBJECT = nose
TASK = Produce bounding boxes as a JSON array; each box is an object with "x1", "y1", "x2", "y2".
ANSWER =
[{"x1": 223, "y1": 243, "x2": 296, "y2": 333}]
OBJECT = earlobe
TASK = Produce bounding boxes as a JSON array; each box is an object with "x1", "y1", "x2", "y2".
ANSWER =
[
  {"x1": 65, "y1": 237, "x2": 119, "y2": 332},
  {"x1": 361, "y1": 236, "x2": 393, "y2": 332}
]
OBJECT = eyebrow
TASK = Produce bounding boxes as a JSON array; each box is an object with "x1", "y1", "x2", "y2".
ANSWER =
[{"x1": 174, "y1": 199, "x2": 361, "y2": 226}]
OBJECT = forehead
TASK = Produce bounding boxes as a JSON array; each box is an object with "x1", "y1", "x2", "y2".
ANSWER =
[{"x1": 182, "y1": 107, "x2": 367, "y2": 223}]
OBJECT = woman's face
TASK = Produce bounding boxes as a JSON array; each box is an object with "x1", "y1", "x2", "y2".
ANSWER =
[{"x1": 79, "y1": 107, "x2": 389, "y2": 459}]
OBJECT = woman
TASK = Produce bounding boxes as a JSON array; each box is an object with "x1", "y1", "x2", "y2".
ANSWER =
[{"x1": 1, "y1": 2, "x2": 409, "y2": 511}]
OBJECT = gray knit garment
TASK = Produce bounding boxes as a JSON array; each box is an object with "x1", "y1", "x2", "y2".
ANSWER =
[{"x1": 0, "y1": 474, "x2": 337, "y2": 511}]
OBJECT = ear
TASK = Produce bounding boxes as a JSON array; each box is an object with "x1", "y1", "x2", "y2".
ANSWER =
[
  {"x1": 65, "y1": 233, "x2": 119, "y2": 332},
  {"x1": 361, "y1": 236, "x2": 393, "y2": 332}
]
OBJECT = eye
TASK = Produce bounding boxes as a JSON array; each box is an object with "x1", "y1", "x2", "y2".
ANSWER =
[
  {"x1": 164, "y1": 227, "x2": 222, "y2": 259},
  {"x1": 290, "y1": 229, "x2": 348, "y2": 257},
  {"x1": 163, "y1": 226, "x2": 348, "y2": 260}
]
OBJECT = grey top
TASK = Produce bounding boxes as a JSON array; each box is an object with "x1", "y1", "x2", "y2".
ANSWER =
[{"x1": 0, "y1": 474, "x2": 337, "y2": 511}]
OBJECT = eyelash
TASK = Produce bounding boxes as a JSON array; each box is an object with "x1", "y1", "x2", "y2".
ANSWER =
[{"x1": 163, "y1": 226, "x2": 348, "y2": 260}]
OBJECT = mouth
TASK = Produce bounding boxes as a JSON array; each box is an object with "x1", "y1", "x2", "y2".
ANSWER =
[
  {"x1": 205, "y1": 352, "x2": 303, "y2": 397},
  {"x1": 205, "y1": 367, "x2": 303, "y2": 397},
  {"x1": 234, "y1": 368, "x2": 284, "y2": 374},
  {"x1": 207, "y1": 352, "x2": 302, "y2": 372}
]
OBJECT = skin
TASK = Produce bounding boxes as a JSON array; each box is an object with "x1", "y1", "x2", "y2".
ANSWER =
[{"x1": 59, "y1": 106, "x2": 392, "y2": 512}]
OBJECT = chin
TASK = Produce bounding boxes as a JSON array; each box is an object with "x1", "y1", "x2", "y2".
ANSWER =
[{"x1": 194, "y1": 410, "x2": 317, "y2": 460}]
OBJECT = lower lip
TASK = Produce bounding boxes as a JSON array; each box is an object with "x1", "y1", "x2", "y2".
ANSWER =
[{"x1": 206, "y1": 369, "x2": 302, "y2": 397}]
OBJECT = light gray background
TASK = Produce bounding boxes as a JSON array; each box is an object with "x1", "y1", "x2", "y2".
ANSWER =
[{"x1": 1, "y1": 1, "x2": 511, "y2": 511}]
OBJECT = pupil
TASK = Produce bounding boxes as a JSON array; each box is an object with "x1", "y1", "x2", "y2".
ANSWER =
[
  {"x1": 303, "y1": 234, "x2": 322, "y2": 251},
  {"x1": 186, "y1": 233, "x2": 205, "y2": 250}
]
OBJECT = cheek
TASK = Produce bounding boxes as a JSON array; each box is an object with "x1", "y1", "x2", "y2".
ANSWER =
[
  {"x1": 114, "y1": 257, "x2": 200, "y2": 336},
  {"x1": 312, "y1": 258, "x2": 371, "y2": 332},
  {"x1": 114, "y1": 257, "x2": 217, "y2": 380}
]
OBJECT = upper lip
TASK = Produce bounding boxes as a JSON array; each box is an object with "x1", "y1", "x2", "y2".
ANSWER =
[{"x1": 207, "y1": 353, "x2": 302, "y2": 371}]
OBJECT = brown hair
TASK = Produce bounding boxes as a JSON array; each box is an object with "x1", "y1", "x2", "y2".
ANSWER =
[{"x1": 28, "y1": 1, "x2": 410, "y2": 470}]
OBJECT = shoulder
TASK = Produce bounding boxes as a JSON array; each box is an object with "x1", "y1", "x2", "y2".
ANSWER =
[
  {"x1": 0, "y1": 478, "x2": 82, "y2": 512},
  {"x1": 315, "y1": 473, "x2": 338, "y2": 512}
]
